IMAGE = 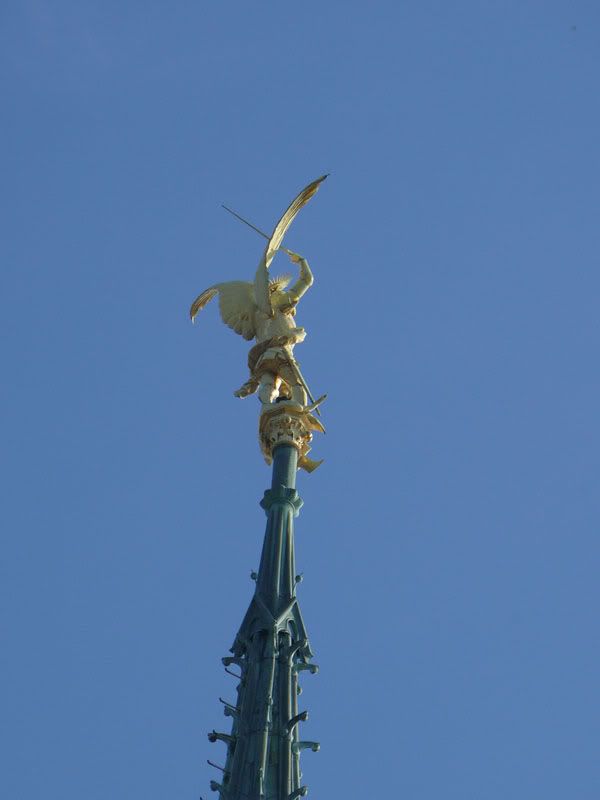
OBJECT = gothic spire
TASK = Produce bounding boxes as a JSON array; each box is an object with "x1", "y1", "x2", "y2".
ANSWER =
[{"x1": 206, "y1": 429, "x2": 320, "y2": 800}]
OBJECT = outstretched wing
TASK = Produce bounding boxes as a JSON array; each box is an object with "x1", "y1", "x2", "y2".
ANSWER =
[
  {"x1": 192, "y1": 177, "x2": 327, "y2": 327},
  {"x1": 218, "y1": 281, "x2": 256, "y2": 339},
  {"x1": 253, "y1": 174, "x2": 328, "y2": 318},
  {"x1": 190, "y1": 287, "x2": 219, "y2": 321},
  {"x1": 189, "y1": 280, "x2": 257, "y2": 340},
  {"x1": 264, "y1": 174, "x2": 328, "y2": 270}
]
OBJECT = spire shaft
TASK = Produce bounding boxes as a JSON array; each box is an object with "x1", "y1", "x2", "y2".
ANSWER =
[
  {"x1": 208, "y1": 444, "x2": 317, "y2": 800},
  {"x1": 271, "y1": 445, "x2": 298, "y2": 490}
]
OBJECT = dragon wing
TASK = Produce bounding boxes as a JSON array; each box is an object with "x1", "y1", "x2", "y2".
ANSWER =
[{"x1": 189, "y1": 280, "x2": 257, "y2": 340}]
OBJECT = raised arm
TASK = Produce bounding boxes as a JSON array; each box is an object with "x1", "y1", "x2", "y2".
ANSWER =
[{"x1": 286, "y1": 251, "x2": 313, "y2": 305}]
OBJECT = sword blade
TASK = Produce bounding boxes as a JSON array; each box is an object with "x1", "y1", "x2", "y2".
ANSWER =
[
  {"x1": 221, "y1": 205, "x2": 270, "y2": 241},
  {"x1": 221, "y1": 204, "x2": 292, "y2": 256},
  {"x1": 285, "y1": 350, "x2": 321, "y2": 417}
]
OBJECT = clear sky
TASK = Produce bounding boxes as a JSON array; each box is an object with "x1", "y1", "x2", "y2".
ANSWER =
[{"x1": 2, "y1": 2, "x2": 599, "y2": 798}]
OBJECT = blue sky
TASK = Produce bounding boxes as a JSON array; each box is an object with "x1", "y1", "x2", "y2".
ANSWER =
[{"x1": 2, "y1": 2, "x2": 599, "y2": 798}]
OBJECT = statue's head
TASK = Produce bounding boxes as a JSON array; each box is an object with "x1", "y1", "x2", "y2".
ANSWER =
[{"x1": 269, "y1": 274, "x2": 291, "y2": 298}]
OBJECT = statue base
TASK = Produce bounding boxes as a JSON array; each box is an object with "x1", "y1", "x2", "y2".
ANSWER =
[{"x1": 259, "y1": 401, "x2": 325, "y2": 473}]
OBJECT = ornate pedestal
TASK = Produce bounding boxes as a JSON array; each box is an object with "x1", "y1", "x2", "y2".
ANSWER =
[{"x1": 259, "y1": 402, "x2": 325, "y2": 473}]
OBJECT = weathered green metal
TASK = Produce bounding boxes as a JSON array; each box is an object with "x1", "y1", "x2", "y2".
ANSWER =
[{"x1": 207, "y1": 444, "x2": 318, "y2": 800}]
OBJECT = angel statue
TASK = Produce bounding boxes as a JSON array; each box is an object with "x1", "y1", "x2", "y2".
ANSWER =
[
  {"x1": 191, "y1": 247, "x2": 317, "y2": 404},
  {"x1": 190, "y1": 176, "x2": 327, "y2": 471},
  {"x1": 190, "y1": 176, "x2": 327, "y2": 409}
]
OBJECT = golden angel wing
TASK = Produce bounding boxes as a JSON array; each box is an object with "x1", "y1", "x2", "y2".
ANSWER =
[
  {"x1": 189, "y1": 281, "x2": 257, "y2": 341},
  {"x1": 263, "y1": 174, "x2": 328, "y2": 269},
  {"x1": 190, "y1": 287, "x2": 219, "y2": 321},
  {"x1": 252, "y1": 174, "x2": 328, "y2": 318}
]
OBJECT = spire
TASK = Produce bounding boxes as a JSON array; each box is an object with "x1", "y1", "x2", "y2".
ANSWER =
[
  {"x1": 193, "y1": 175, "x2": 328, "y2": 800},
  {"x1": 206, "y1": 408, "x2": 321, "y2": 800}
]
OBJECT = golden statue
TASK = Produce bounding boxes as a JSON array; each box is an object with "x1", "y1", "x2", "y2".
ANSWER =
[{"x1": 190, "y1": 176, "x2": 327, "y2": 471}]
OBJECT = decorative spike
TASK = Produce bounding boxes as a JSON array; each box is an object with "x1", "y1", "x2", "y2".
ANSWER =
[
  {"x1": 221, "y1": 656, "x2": 244, "y2": 668},
  {"x1": 289, "y1": 788, "x2": 308, "y2": 799},
  {"x1": 219, "y1": 697, "x2": 239, "y2": 719},
  {"x1": 223, "y1": 667, "x2": 242, "y2": 680},
  {"x1": 293, "y1": 741, "x2": 320, "y2": 753},
  {"x1": 287, "y1": 710, "x2": 309, "y2": 733},
  {"x1": 208, "y1": 730, "x2": 235, "y2": 746},
  {"x1": 294, "y1": 662, "x2": 319, "y2": 675}
]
